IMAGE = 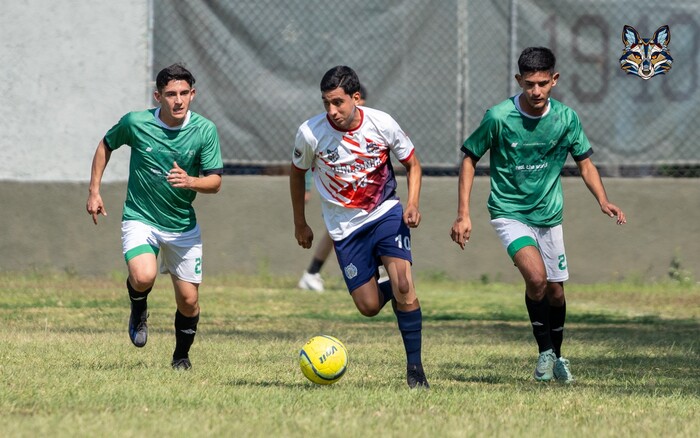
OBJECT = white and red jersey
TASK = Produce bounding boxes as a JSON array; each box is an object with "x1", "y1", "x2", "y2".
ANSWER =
[{"x1": 293, "y1": 106, "x2": 415, "y2": 240}]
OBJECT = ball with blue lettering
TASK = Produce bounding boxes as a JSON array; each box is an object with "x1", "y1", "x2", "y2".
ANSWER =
[{"x1": 299, "y1": 335, "x2": 348, "y2": 385}]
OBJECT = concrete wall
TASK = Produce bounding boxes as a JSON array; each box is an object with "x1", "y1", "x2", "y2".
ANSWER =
[
  {"x1": 0, "y1": 2, "x2": 697, "y2": 284},
  {"x1": 0, "y1": 0, "x2": 149, "y2": 182},
  {"x1": 2, "y1": 177, "x2": 697, "y2": 284}
]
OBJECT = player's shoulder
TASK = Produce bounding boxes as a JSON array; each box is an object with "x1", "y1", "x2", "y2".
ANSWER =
[
  {"x1": 119, "y1": 109, "x2": 156, "y2": 126},
  {"x1": 361, "y1": 106, "x2": 397, "y2": 125},
  {"x1": 297, "y1": 112, "x2": 328, "y2": 136},
  {"x1": 188, "y1": 111, "x2": 217, "y2": 129},
  {"x1": 360, "y1": 107, "x2": 403, "y2": 137},
  {"x1": 478, "y1": 98, "x2": 515, "y2": 125},
  {"x1": 490, "y1": 97, "x2": 517, "y2": 116},
  {"x1": 548, "y1": 98, "x2": 580, "y2": 121}
]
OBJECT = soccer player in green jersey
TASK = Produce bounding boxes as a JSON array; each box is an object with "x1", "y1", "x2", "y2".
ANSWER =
[
  {"x1": 86, "y1": 64, "x2": 223, "y2": 370},
  {"x1": 450, "y1": 47, "x2": 626, "y2": 383}
]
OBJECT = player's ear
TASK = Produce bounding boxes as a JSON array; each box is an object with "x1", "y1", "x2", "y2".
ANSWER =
[
  {"x1": 153, "y1": 90, "x2": 161, "y2": 103},
  {"x1": 551, "y1": 72, "x2": 560, "y2": 87},
  {"x1": 515, "y1": 74, "x2": 523, "y2": 87},
  {"x1": 189, "y1": 88, "x2": 196, "y2": 101}
]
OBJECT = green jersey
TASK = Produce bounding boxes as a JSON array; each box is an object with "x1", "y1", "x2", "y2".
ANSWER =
[
  {"x1": 104, "y1": 109, "x2": 223, "y2": 232},
  {"x1": 462, "y1": 96, "x2": 592, "y2": 227}
]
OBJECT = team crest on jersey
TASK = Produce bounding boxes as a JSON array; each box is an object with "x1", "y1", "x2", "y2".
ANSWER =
[
  {"x1": 344, "y1": 263, "x2": 358, "y2": 279},
  {"x1": 366, "y1": 140, "x2": 381, "y2": 154},
  {"x1": 619, "y1": 25, "x2": 672, "y2": 80},
  {"x1": 326, "y1": 148, "x2": 340, "y2": 162}
]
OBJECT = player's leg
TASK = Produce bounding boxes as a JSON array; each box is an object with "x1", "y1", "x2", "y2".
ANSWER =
[
  {"x1": 375, "y1": 205, "x2": 428, "y2": 388},
  {"x1": 171, "y1": 276, "x2": 200, "y2": 370},
  {"x1": 538, "y1": 224, "x2": 574, "y2": 383},
  {"x1": 491, "y1": 218, "x2": 555, "y2": 381},
  {"x1": 159, "y1": 225, "x2": 203, "y2": 370},
  {"x1": 334, "y1": 222, "x2": 389, "y2": 317},
  {"x1": 126, "y1": 253, "x2": 158, "y2": 347},
  {"x1": 547, "y1": 281, "x2": 573, "y2": 383},
  {"x1": 381, "y1": 255, "x2": 428, "y2": 389},
  {"x1": 298, "y1": 232, "x2": 335, "y2": 292},
  {"x1": 546, "y1": 281, "x2": 566, "y2": 358},
  {"x1": 349, "y1": 281, "x2": 383, "y2": 316},
  {"x1": 121, "y1": 220, "x2": 160, "y2": 348},
  {"x1": 514, "y1": 246, "x2": 557, "y2": 381}
]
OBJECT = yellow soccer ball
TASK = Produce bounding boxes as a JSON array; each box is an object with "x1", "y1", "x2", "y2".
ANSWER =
[{"x1": 299, "y1": 335, "x2": 348, "y2": 385}]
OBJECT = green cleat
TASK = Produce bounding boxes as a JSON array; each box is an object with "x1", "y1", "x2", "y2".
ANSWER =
[
  {"x1": 533, "y1": 349, "x2": 556, "y2": 382},
  {"x1": 554, "y1": 357, "x2": 574, "y2": 384}
]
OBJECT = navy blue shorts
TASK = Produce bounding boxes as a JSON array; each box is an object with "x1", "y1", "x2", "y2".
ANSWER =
[{"x1": 333, "y1": 203, "x2": 412, "y2": 292}]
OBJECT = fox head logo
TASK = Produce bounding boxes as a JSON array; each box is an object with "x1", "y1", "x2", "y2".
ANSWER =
[{"x1": 619, "y1": 25, "x2": 672, "y2": 80}]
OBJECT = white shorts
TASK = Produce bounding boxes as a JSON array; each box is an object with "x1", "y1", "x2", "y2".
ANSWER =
[
  {"x1": 490, "y1": 218, "x2": 569, "y2": 282},
  {"x1": 121, "y1": 220, "x2": 203, "y2": 283}
]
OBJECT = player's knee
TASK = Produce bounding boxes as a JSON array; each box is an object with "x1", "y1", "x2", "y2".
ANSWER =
[
  {"x1": 547, "y1": 285, "x2": 565, "y2": 306},
  {"x1": 394, "y1": 277, "x2": 412, "y2": 297},
  {"x1": 524, "y1": 277, "x2": 547, "y2": 301},
  {"x1": 129, "y1": 274, "x2": 155, "y2": 292},
  {"x1": 356, "y1": 302, "x2": 380, "y2": 317},
  {"x1": 178, "y1": 300, "x2": 199, "y2": 317}
]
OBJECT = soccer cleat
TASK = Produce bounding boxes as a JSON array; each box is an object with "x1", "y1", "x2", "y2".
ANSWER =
[
  {"x1": 554, "y1": 357, "x2": 574, "y2": 384},
  {"x1": 533, "y1": 349, "x2": 556, "y2": 382},
  {"x1": 377, "y1": 265, "x2": 389, "y2": 282},
  {"x1": 171, "y1": 357, "x2": 192, "y2": 370},
  {"x1": 406, "y1": 364, "x2": 430, "y2": 389},
  {"x1": 298, "y1": 271, "x2": 324, "y2": 292},
  {"x1": 128, "y1": 303, "x2": 148, "y2": 348}
]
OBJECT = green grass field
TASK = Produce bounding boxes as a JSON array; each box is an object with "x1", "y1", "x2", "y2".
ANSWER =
[{"x1": 2, "y1": 272, "x2": 699, "y2": 437}]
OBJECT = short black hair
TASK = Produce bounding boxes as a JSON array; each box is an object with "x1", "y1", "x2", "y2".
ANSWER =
[
  {"x1": 156, "y1": 64, "x2": 196, "y2": 92},
  {"x1": 517, "y1": 47, "x2": 556, "y2": 75},
  {"x1": 320, "y1": 65, "x2": 361, "y2": 96}
]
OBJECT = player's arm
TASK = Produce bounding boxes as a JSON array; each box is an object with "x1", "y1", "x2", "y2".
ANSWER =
[
  {"x1": 290, "y1": 165, "x2": 313, "y2": 249},
  {"x1": 577, "y1": 157, "x2": 626, "y2": 225},
  {"x1": 86, "y1": 139, "x2": 112, "y2": 225},
  {"x1": 401, "y1": 154, "x2": 422, "y2": 228},
  {"x1": 450, "y1": 154, "x2": 477, "y2": 249},
  {"x1": 166, "y1": 162, "x2": 222, "y2": 193}
]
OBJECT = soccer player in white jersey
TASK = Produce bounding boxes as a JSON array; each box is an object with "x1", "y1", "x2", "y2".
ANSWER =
[
  {"x1": 450, "y1": 47, "x2": 626, "y2": 383},
  {"x1": 298, "y1": 84, "x2": 369, "y2": 292},
  {"x1": 290, "y1": 66, "x2": 428, "y2": 388},
  {"x1": 86, "y1": 64, "x2": 223, "y2": 370}
]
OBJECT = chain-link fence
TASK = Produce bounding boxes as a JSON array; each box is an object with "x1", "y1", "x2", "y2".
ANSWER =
[{"x1": 154, "y1": 0, "x2": 700, "y2": 177}]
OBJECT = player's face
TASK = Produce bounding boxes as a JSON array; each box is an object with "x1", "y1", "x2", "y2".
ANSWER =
[
  {"x1": 515, "y1": 71, "x2": 559, "y2": 116},
  {"x1": 154, "y1": 80, "x2": 196, "y2": 127},
  {"x1": 322, "y1": 87, "x2": 362, "y2": 131}
]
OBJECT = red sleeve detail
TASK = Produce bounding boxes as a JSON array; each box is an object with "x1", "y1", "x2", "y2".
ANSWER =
[{"x1": 398, "y1": 148, "x2": 415, "y2": 164}]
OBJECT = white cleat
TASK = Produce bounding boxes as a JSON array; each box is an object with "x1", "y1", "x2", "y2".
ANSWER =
[{"x1": 298, "y1": 271, "x2": 324, "y2": 292}]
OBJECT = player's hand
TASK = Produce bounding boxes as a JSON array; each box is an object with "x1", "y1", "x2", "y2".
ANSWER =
[
  {"x1": 450, "y1": 215, "x2": 471, "y2": 250},
  {"x1": 295, "y1": 223, "x2": 314, "y2": 249},
  {"x1": 167, "y1": 161, "x2": 193, "y2": 189},
  {"x1": 601, "y1": 202, "x2": 627, "y2": 225},
  {"x1": 86, "y1": 193, "x2": 107, "y2": 225},
  {"x1": 403, "y1": 205, "x2": 421, "y2": 228}
]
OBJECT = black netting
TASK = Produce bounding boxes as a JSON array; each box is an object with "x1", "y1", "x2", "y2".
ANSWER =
[{"x1": 154, "y1": 0, "x2": 700, "y2": 177}]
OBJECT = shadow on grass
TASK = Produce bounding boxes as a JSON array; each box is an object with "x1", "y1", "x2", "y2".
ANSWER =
[
  {"x1": 424, "y1": 317, "x2": 700, "y2": 350},
  {"x1": 224, "y1": 378, "x2": 311, "y2": 389},
  {"x1": 440, "y1": 352, "x2": 700, "y2": 397}
]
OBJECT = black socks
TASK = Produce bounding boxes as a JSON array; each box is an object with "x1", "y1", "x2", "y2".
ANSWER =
[
  {"x1": 525, "y1": 295, "x2": 553, "y2": 353},
  {"x1": 173, "y1": 310, "x2": 199, "y2": 360}
]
